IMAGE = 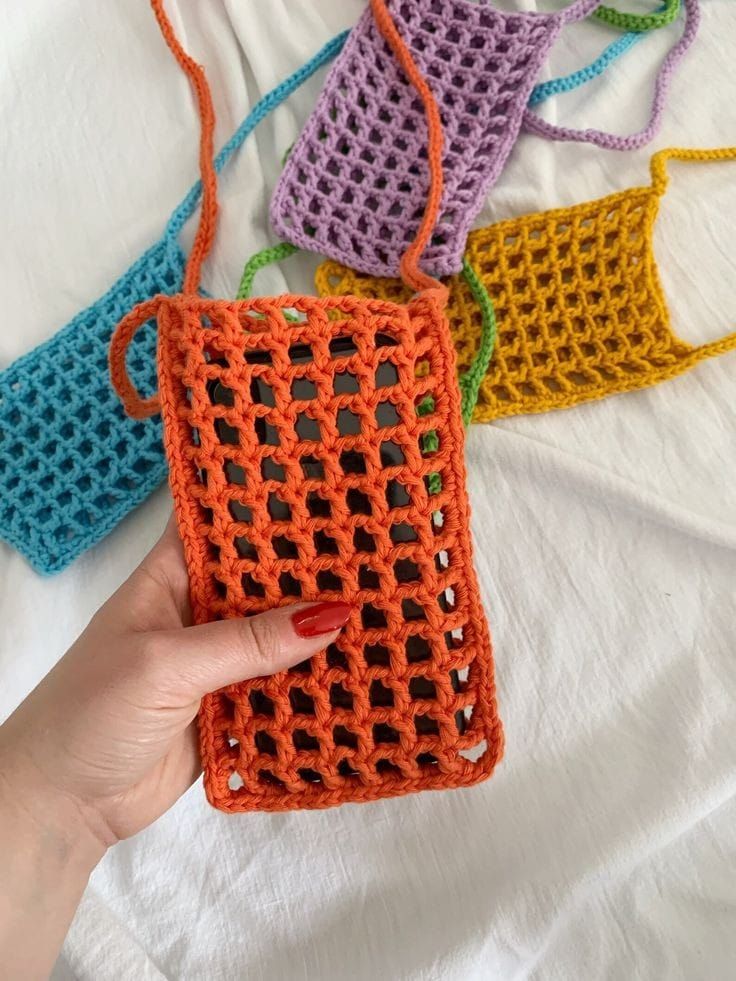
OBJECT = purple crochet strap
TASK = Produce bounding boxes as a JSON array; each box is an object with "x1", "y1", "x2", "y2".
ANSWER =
[
  {"x1": 555, "y1": 0, "x2": 607, "y2": 24},
  {"x1": 522, "y1": 0, "x2": 699, "y2": 150}
]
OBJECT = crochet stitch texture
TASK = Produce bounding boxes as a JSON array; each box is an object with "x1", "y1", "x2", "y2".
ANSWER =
[
  {"x1": 110, "y1": 0, "x2": 502, "y2": 812},
  {"x1": 271, "y1": 0, "x2": 604, "y2": 278},
  {"x1": 315, "y1": 147, "x2": 736, "y2": 422},
  {"x1": 0, "y1": 35, "x2": 346, "y2": 575}
]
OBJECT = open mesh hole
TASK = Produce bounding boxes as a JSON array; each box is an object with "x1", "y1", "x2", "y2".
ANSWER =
[
  {"x1": 361, "y1": 603, "x2": 387, "y2": 629},
  {"x1": 326, "y1": 643, "x2": 348, "y2": 670},
  {"x1": 273, "y1": 534, "x2": 298, "y2": 559},
  {"x1": 346, "y1": 488, "x2": 372, "y2": 515},
  {"x1": 340, "y1": 450, "x2": 367, "y2": 475},
  {"x1": 307, "y1": 491, "x2": 331, "y2": 517},
  {"x1": 249, "y1": 690, "x2": 274, "y2": 716},
  {"x1": 314, "y1": 529, "x2": 339, "y2": 555},
  {"x1": 337, "y1": 758, "x2": 360, "y2": 777},
  {"x1": 241, "y1": 572, "x2": 265, "y2": 598},
  {"x1": 406, "y1": 635, "x2": 432, "y2": 663},
  {"x1": 395, "y1": 558, "x2": 420, "y2": 583},
  {"x1": 334, "y1": 370, "x2": 361, "y2": 395},
  {"x1": 415, "y1": 714, "x2": 439, "y2": 736},
  {"x1": 373, "y1": 723, "x2": 400, "y2": 745},
  {"x1": 402, "y1": 598, "x2": 426, "y2": 621},
  {"x1": 278, "y1": 572, "x2": 302, "y2": 598},
  {"x1": 369, "y1": 679, "x2": 395, "y2": 707},
  {"x1": 317, "y1": 569, "x2": 343, "y2": 592},
  {"x1": 365, "y1": 642, "x2": 391, "y2": 666},
  {"x1": 255, "y1": 730, "x2": 277, "y2": 756},
  {"x1": 289, "y1": 688, "x2": 315, "y2": 715},
  {"x1": 251, "y1": 380, "x2": 276, "y2": 410},
  {"x1": 267, "y1": 493, "x2": 291, "y2": 521},
  {"x1": 293, "y1": 729, "x2": 320, "y2": 751},
  {"x1": 301, "y1": 455, "x2": 325, "y2": 480},
  {"x1": 229, "y1": 500, "x2": 252, "y2": 523},
  {"x1": 409, "y1": 677, "x2": 437, "y2": 700},
  {"x1": 354, "y1": 527, "x2": 376, "y2": 554},
  {"x1": 235, "y1": 535, "x2": 258, "y2": 560},
  {"x1": 330, "y1": 682, "x2": 354, "y2": 710},
  {"x1": 359, "y1": 565, "x2": 381, "y2": 590}
]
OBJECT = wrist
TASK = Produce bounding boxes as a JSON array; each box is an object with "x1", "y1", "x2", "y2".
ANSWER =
[
  {"x1": 0, "y1": 743, "x2": 106, "y2": 979},
  {"x1": 0, "y1": 743, "x2": 108, "y2": 874}
]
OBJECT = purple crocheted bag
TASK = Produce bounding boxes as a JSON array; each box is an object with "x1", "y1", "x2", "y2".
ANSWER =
[{"x1": 270, "y1": 0, "x2": 697, "y2": 278}]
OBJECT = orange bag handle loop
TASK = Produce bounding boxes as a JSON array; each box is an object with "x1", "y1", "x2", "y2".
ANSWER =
[
  {"x1": 108, "y1": 299, "x2": 165, "y2": 419},
  {"x1": 110, "y1": 0, "x2": 449, "y2": 418}
]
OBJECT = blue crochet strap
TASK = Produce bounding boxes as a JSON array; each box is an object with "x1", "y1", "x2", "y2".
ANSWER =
[
  {"x1": 0, "y1": 35, "x2": 346, "y2": 575},
  {"x1": 528, "y1": 1, "x2": 672, "y2": 108}
]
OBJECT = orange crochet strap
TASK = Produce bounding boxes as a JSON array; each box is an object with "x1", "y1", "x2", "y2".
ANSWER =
[
  {"x1": 316, "y1": 146, "x2": 736, "y2": 422},
  {"x1": 109, "y1": 0, "x2": 501, "y2": 811}
]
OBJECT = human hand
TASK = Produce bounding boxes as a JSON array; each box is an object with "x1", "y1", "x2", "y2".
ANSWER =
[
  {"x1": 0, "y1": 516, "x2": 350, "y2": 845},
  {"x1": 0, "y1": 516, "x2": 350, "y2": 979}
]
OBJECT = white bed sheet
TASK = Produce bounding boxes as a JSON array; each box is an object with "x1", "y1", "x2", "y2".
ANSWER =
[{"x1": 1, "y1": 2, "x2": 735, "y2": 978}]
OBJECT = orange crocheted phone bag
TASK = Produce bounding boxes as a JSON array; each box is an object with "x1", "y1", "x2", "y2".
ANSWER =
[{"x1": 109, "y1": 0, "x2": 502, "y2": 812}]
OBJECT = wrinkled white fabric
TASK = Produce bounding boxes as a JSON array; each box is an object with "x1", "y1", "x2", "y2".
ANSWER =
[{"x1": 1, "y1": 2, "x2": 735, "y2": 978}]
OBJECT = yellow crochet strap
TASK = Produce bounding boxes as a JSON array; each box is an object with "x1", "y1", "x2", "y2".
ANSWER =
[
  {"x1": 650, "y1": 145, "x2": 736, "y2": 194},
  {"x1": 650, "y1": 145, "x2": 736, "y2": 359}
]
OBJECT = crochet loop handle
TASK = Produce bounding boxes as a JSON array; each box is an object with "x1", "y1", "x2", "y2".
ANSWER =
[
  {"x1": 649, "y1": 145, "x2": 736, "y2": 358},
  {"x1": 528, "y1": 1, "x2": 676, "y2": 108},
  {"x1": 458, "y1": 259, "x2": 497, "y2": 426},
  {"x1": 650, "y1": 145, "x2": 736, "y2": 194},
  {"x1": 109, "y1": 298, "x2": 164, "y2": 419},
  {"x1": 523, "y1": 0, "x2": 699, "y2": 152},
  {"x1": 110, "y1": 0, "x2": 450, "y2": 419}
]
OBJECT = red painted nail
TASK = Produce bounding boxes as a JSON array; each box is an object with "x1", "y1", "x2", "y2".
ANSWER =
[{"x1": 291, "y1": 601, "x2": 352, "y2": 638}]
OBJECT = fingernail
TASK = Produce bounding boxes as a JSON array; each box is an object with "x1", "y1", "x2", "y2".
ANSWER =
[{"x1": 291, "y1": 601, "x2": 352, "y2": 638}]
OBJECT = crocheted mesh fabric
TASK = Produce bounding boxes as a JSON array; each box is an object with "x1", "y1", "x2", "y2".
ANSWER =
[
  {"x1": 315, "y1": 152, "x2": 736, "y2": 421},
  {"x1": 155, "y1": 293, "x2": 501, "y2": 811},
  {"x1": 0, "y1": 240, "x2": 176, "y2": 574},
  {"x1": 271, "y1": 0, "x2": 579, "y2": 278}
]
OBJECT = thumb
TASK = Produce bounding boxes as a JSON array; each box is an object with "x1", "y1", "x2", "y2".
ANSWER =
[{"x1": 148, "y1": 601, "x2": 353, "y2": 701}]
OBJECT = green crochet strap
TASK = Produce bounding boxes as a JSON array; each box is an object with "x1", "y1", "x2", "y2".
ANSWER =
[
  {"x1": 237, "y1": 241, "x2": 300, "y2": 302},
  {"x1": 458, "y1": 258, "x2": 497, "y2": 427},
  {"x1": 594, "y1": 0, "x2": 681, "y2": 32}
]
